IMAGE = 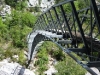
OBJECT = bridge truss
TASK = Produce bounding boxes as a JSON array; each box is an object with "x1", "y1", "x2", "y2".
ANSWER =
[{"x1": 27, "y1": 0, "x2": 100, "y2": 74}]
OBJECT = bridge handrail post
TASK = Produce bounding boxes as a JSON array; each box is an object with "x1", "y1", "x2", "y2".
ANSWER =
[
  {"x1": 47, "y1": 10, "x2": 54, "y2": 32},
  {"x1": 35, "y1": 19, "x2": 39, "y2": 30},
  {"x1": 40, "y1": 15, "x2": 45, "y2": 30},
  {"x1": 59, "y1": 5, "x2": 73, "y2": 39},
  {"x1": 70, "y1": 1, "x2": 90, "y2": 54},
  {"x1": 53, "y1": 7, "x2": 64, "y2": 34},
  {"x1": 90, "y1": 0, "x2": 100, "y2": 33},
  {"x1": 37, "y1": 18, "x2": 42, "y2": 30},
  {"x1": 41, "y1": 15, "x2": 48, "y2": 31},
  {"x1": 33, "y1": 22, "x2": 37, "y2": 31},
  {"x1": 45, "y1": 13, "x2": 52, "y2": 31},
  {"x1": 48, "y1": 9, "x2": 58, "y2": 33}
]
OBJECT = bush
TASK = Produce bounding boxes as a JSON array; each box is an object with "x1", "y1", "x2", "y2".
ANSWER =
[
  {"x1": 52, "y1": 50, "x2": 66, "y2": 61},
  {"x1": 4, "y1": 49, "x2": 13, "y2": 58},
  {"x1": 35, "y1": 41, "x2": 86, "y2": 75},
  {"x1": 4, "y1": 10, "x2": 36, "y2": 48},
  {"x1": 55, "y1": 55, "x2": 86, "y2": 75},
  {"x1": 0, "y1": 48, "x2": 5, "y2": 60},
  {"x1": 21, "y1": 11, "x2": 37, "y2": 28},
  {"x1": 0, "y1": 17, "x2": 9, "y2": 40},
  {"x1": 18, "y1": 50, "x2": 26, "y2": 65},
  {"x1": 34, "y1": 42, "x2": 50, "y2": 74},
  {"x1": 5, "y1": 0, "x2": 27, "y2": 10},
  {"x1": 37, "y1": 65, "x2": 48, "y2": 75}
]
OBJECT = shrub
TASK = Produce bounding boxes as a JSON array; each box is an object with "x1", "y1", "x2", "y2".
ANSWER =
[
  {"x1": 0, "y1": 17, "x2": 9, "y2": 40},
  {"x1": 5, "y1": 0, "x2": 27, "y2": 10},
  {"x1": 52, "y1": 50, "x2": 66, "y2": 61},
  {"x1": 55, "y1": 55, "x2": 86, "y2": 75},
  {"x1": 4, "y1": 49, "x2": 13, "y2": 58},
  {"x1": 18, "y1": 50, "x2": 26, "y2": 65},
  {"x1": 0, "y1": 48, "x2": 5, "y2": 60},
  {"x1": 4, "y1": 10, "x2": 36, "y2": 48},
  {"x1": 34, "y1": 42, "x2": 49, "y2": 74}
]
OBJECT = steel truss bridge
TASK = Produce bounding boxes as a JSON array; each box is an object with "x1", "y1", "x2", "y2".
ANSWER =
[{"x1": 27, "y1": 0, "x2": 100, "y2": 74}]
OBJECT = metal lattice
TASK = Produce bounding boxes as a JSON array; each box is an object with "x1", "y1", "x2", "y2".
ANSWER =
[{"x1": 27, "y1": 0, "x2": 100, "y2": 75}]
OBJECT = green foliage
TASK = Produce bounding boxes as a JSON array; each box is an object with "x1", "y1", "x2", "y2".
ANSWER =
[
  {"x1": 34, "y1": 42, "x2": 49, "y2": 74},
  {"x1": 28, "y1": 6, "x2": 40, "y2": 12},
  {"x1": 4, "y1": 49, "x2": 13, "y2": 58},
  {"x1": 5, "y1": 0, "x2": 27, "y2": 10},
  {"x1": 3, "y1": 47, "x2": 18, "y2": 58},
  {"x1": 35, "y1": 56, "x2": 48, "y2": 66},
  {"x1": 0, "y1": 17, "x2": 6, "y2": 33},
  {"x1": 33, "y1": 6, "x2": 40, "y2": 12},
  {"x1": 35, "y1": 41, "x2": 87, "y2": 75},
  {"x1": 18, "y1": 50, "x2": 26, "y2": 65},
  {"x1": 4, "y1": 10, "x2": 36, "y2": 48},
  {"x1": 0, "y1": 48, "x2": 5, "y2": 60},
  {"x1": 35, "y1": 45, "x2": 48, "y2": 67},
  {"x1": 5, "y1": 0, "x2": 16, "y2": 7},
  {"x1": 55, "y1": 55, "x2": 86, "y2": 75},
  {"x1": 55, "y1": 0, "x2": 90, "y2": 14},
  {"x1": 75, "y1": 0, "x2": 90, "y2": 10},
  {"x1": 37, "y1": 65, "x2": 48, "y2": 75},
  {"x1": 21, "y1": 11, "x2": 37, "y2": 28},
  {"x1": 52, "y1": 50, "x2": 65, "y2": 61},
  {"x1": 63, "y1": 4, "x2": 72, "y2": 13},
  {"x1": 0, "y1": 44, "x2": 26, "y2": 64},
  {"x1": 16, "y1": 1, "x2": 27, "y2": 10},
  {"x1": 0, "y1": 17, "x2": 9, "y2": 41},
  {"x1": 0, "y1": 0, "x2": 92, "y2": 74},
  {"x1": 5, "y1": 10, "x2": 37, "y2": 28}
]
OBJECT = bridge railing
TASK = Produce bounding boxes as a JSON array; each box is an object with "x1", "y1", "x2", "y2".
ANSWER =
[
  {"x1": 34, "y1": 0, "x2": 100, "y2": 49},
  {"x1": 30, "y1": 0, "x2": 100, "y2": 74}
]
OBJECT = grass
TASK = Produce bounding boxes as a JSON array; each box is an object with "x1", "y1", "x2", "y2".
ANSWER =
[
  {"x1": 0, "y1": 39, "x2": 87, "y2": 75},
  {"x1": 34, "y1": 42, "x2": 49, "y2": 74},
  {"x1": 0, "y1": 40, "x2": 27, "y2": 66},
  {"x1": 34, "y1": 41, "x2": 87, "y2": 75},
  {"x1": 55, "y1": 54, "x2": 87, "y2": 75}
]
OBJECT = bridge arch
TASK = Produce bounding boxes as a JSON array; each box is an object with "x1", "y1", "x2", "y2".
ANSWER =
[{"x1": 27, "y1": 0, "x2": 100, "y2": 74}]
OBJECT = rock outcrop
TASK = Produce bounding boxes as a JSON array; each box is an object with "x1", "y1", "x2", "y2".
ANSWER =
[{"x1": 0, "y1": 59, "x2": 35, "y2": 75}]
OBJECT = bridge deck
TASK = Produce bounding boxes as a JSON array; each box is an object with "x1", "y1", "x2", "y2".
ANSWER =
[
  {"x1": 27, "y1": 0, "x2": 100, "y2": 74},
  {"x1": 27, "y1": 30, "x2": 63, "y2": 60}
]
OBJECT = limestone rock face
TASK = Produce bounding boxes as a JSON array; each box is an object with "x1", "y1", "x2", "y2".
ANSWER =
[
  {"x1": 27, "y1": 0, "x2": 55, "y2": 12},
  {"x1": 44, "y1": 66, "x2": 58, "y2": 75},
  {"x1": 0, "y1": 59, "x2": 35, "y2": 75}
]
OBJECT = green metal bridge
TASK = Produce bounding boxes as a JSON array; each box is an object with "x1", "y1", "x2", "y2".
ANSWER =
[{"x1": 27, "y1": 0, "x2": 100, "y2": 74}]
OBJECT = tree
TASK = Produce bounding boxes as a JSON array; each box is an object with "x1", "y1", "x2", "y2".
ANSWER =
[
  {"x1": 0, "y1": 17, "x2": 8, "y2": 40},
  {"x1": 4, "y1": 10, "x2": 37, "y2": 48},
  {"x1": 5, "y1": 0, "x2": 27, "y2": 10}
]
